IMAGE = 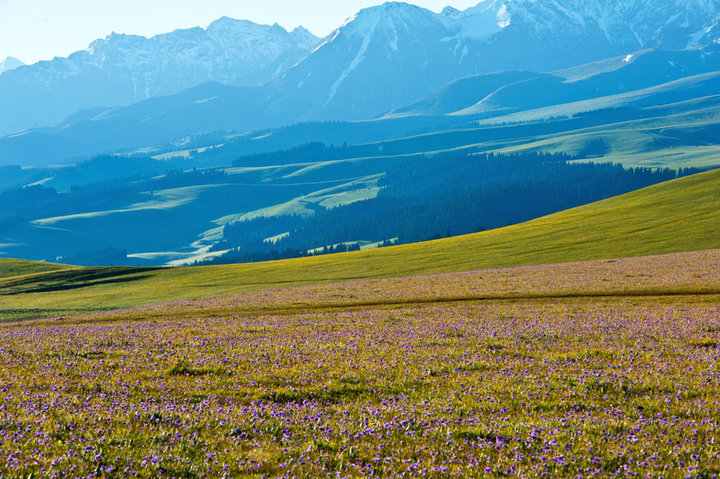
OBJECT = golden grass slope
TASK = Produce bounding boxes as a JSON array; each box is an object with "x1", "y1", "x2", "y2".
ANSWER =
[{"x1": 1, "y1": 168, "x2": 719, "y2": 317}]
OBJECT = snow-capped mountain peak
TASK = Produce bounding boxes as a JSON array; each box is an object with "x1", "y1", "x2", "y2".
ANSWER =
[
  {"x1": 270, "y1": 0, "x2": 720, "y2": 127},
  {"x1": 0, "y1": 18, "x2": 320, "y2": 135},
  {"x1": 0, "y1": 57, "x2": 25, "y2": 75},
  {"x1": 497, "y1": 0, "x2": 720, "y2": 49},
  {"x1": 336, "y1": 1, "x2": 511, "y2": 45},
  {"x1": 4, "y1": 0, "x2": 720, "y2": 141},
  {"x1": 339, "y1": 2, "x2": 444, "y2": 36}
]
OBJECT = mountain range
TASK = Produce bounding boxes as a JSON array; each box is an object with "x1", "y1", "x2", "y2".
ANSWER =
[
  {"x1": 0, "y1": 19, "x2": 318, "y2": 136},
  {"x1": 4, "y1": 43, "x2": 720, "y2": 167},
  {"x1": 2, "y1": 0, "x2": 719, "y2": 141},
  {"x1": 271, "y1": 0, "x2": 720, "y2": 122}
]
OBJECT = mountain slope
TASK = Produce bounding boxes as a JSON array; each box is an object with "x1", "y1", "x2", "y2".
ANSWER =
[
  {"x1": 9, "y1": 48, "x2": 720, "y2": 169},
  {"x1": 0, "y1": 57, "x2": 24, "y2": 74},
  {"x1": 389, "y1": 46, "x2": 720, "y2": 117},
  {"x1": 270, "y1": 0, "x2": 720, "y2": 122},
  {"x1": 0, "y1": 82, "x2": 279, "y2": 166},
  {"x1": 388, "y1": 71, "x2": 541, "y2": 117},
  {"x1": 2, "y1": 168, "x2": 719, "y2": 314},
  {"x1": 501, "y1": 0, "x2": 720, "y2": 52},
  {"x1": 270, "y1": 3, "x2": 468, "y2": 121},
  {"x1": 0, "y1": 259, "x2": 72, "y2": 279},
  {"x1": 0, "y1": 19, "x2": 318, "y2": 135}
]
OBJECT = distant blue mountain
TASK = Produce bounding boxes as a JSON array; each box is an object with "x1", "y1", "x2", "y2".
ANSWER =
[
  {"x1": 0, "y1": 57, "x2": 24, "y2": 74},
  {"x1": 6, "y1": 45, "x2": 720, "y2": 168},
  {"x1": 0, "y1": 19, "x2": 318, "y2": 136},
  {"x1": 391, "y1": 47, "x2": 720, "y2": 117},
  {"x1": 267, "y1": 0, "x2": 720, "y2": 123}
]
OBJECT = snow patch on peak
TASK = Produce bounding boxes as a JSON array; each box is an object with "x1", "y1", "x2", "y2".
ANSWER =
[
  {"x1": 497, "y1": 5, "x2": 511, "y2": 28},
  {"x1": 455, "y1": 0, "x2": 511, "y2": 38}
]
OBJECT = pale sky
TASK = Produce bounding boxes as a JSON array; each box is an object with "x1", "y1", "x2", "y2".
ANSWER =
[{"x1": 0, "y1": 0, "x2": 480, "y2": 65}]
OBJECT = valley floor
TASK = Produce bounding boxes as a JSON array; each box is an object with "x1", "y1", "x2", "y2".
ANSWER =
[{"x1": 1, "y1": 250, "x2": 719, "y2": 476}]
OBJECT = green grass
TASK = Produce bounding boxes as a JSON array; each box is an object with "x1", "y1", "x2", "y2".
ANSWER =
[
  {"x1": 2, "y1": 168, "x2": 719, "y2": 318},
  {"x1": 491, "y1": 97, "x2": 720, "y2": 168},
  {"x1": 0, "y1": 258, "x2": 72, "y2": 279},
  {"x1": 2, "y1": 261, "x2": 719, "y2": 476}
]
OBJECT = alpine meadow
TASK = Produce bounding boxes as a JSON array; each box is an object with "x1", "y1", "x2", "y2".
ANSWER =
[{"x1": 1, "y1": 1, "x2": 720, "y2": 477}]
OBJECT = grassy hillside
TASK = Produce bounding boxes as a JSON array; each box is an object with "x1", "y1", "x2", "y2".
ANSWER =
[
  {"x1": 2, "y1": 168, "x2": 719, "y2": 319},
  {"x1": 488, "y1": 96, "x2": 720, "y2": 168},
  {"x1": 0, "y1": 258, "x2": 72, "y2": 279}
]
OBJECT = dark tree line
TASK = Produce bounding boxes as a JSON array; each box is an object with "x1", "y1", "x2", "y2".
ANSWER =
[
  {"x1": 146, "y1": 168, "x2": 228, "y2": 190},
  {"x1": 200, "y1": 243, "x2": 361, "y2": 266},
  {"x1": 0, "y1": 184, "x2": 137, "y2": 228},
  {"x1": 232, "y1": 142, "x2": 352, "y2": 167}
]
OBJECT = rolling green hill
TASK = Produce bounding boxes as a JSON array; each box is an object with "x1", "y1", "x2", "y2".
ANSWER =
[
  {"x1": 0, "y1": 259, "x2": 73, "y2": 279},
  {"x1": 2, "y1": 168, "x2": 719, "y2": 320}
]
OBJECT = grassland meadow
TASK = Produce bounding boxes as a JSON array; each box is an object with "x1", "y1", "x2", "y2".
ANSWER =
[{"x1": 1, "y1": 251, "x2": 720, "y2": 477}]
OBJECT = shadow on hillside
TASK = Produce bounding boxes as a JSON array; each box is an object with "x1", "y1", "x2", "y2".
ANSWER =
[{"x1": 0, "y1": 267, "x2": 161, "y2": 296}]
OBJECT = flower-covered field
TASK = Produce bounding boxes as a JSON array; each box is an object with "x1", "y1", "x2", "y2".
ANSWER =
[{"x1": 1, "y1": 251, "x2": 720, "y2": 478}]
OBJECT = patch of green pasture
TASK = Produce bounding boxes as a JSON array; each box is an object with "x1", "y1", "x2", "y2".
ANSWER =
[{"x1": 492, "y1": 100, "x2": 720, "y2": 168}]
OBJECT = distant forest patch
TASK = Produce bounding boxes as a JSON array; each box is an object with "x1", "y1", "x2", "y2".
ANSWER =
[{"x1": 204, "y1": 151, "x2": 703, "y2": 265}]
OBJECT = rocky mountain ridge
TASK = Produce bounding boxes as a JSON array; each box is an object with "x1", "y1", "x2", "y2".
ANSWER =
[{"x1": 0, "y1": 18, "x2": 319, "y2": 135}]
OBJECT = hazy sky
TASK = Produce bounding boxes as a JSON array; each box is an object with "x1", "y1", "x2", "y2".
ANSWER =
[{"x1": 0, "y1": 0, "x2": 480, "y2": 64}]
